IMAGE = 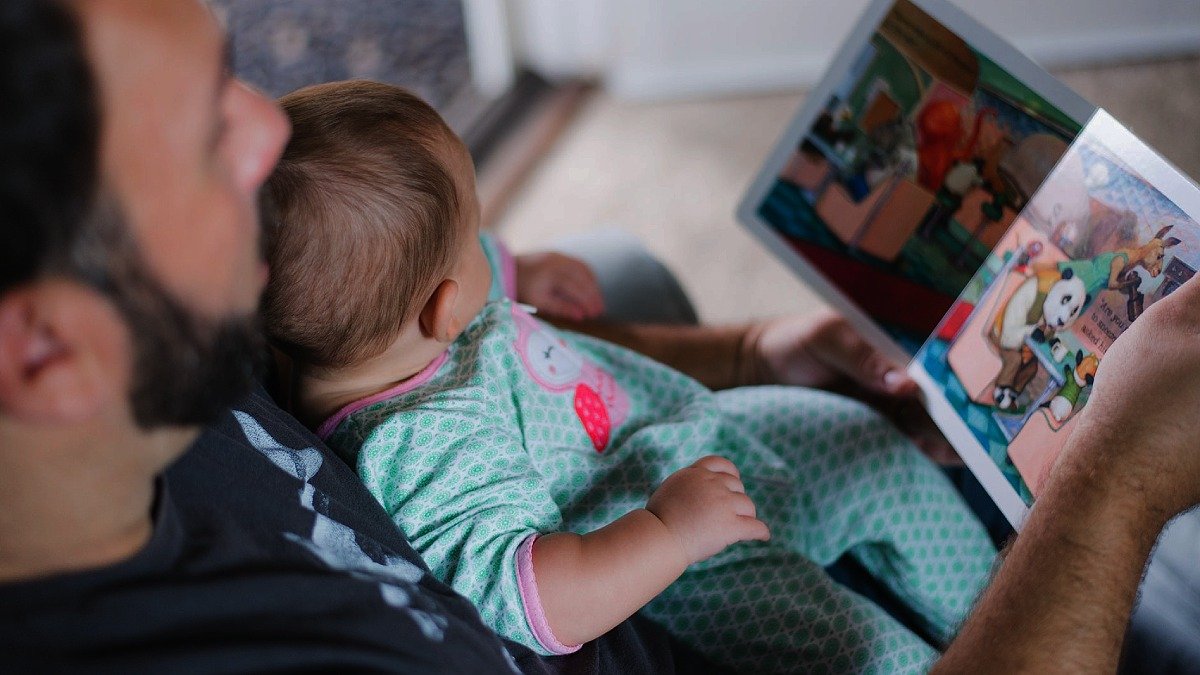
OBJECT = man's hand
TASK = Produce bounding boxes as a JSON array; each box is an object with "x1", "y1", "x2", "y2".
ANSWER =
[
  {"x1": 515, "y1": 252, "x2": 605, "y2": 321},
  {"x1": 748, "y1": 310, "x2": 958, "y2": 464},
  {"x1": 645, "y1": 456, "x2": 770, "y2": 564},
  {"x1": 750, "y1": 309, "x2": 912, "y2": 393},
  {"x1": 937, "y1": 278, "x2": 1200, "y2": 674},
  {"x1": 1061, "y1": 277, "x2": 1200, "y2": 519}
]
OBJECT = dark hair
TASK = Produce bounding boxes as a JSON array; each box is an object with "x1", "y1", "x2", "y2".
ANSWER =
[
  {"x1": 0, "y1": 0, "x2": 98, "y2": 294},
  {"x1": 263, "y1": 80, "x2": 465, "y2": 369}
]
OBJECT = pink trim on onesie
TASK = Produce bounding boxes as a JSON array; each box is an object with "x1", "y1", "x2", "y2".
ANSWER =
[
  {"x1": 517, "y1": 534, "x2": 581, "y2": 655},
  {"x1": 315, "y1": 352, "x2": 449, "y2": 440}
]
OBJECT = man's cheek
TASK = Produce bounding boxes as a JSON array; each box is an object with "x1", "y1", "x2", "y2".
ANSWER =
[{"x1": 229, "y1": 199, "x2": 269, "y2": 311}]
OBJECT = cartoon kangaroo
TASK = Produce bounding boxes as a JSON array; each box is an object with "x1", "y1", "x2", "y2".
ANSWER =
[
  {"x1": 1047, "y1": 225, "x2": 1182, "y2": 323},
  {"x1": 1110, "y1": 225, "x2": 1182, "y2": 321},
  {"x1": 1043, "y1": 350, "x2": 1100, "y2": 423}
]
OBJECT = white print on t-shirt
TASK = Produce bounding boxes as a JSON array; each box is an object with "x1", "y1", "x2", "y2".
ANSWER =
[{"x1": 233, "y1": 411, "x2": 454, "y2": 643}]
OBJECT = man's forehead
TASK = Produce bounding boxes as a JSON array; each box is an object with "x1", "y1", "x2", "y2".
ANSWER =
[
  {"x1": 76, "y1": 0, "x2": 224, "y2": 85},
  {"x1": 72, "y1": 0, "x2": 230, "y2": 249}
]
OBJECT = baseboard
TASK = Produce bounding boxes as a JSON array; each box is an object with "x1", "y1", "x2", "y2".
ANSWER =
[
  {"x1": 607, "y1": 24, "x2": 1200, "y2": 102},
  {"x1": 474, "y1": 78, "x2": 595, "y2": 229}
]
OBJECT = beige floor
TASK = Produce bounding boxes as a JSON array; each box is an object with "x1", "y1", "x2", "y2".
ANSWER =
[{"x1": 495, "y1": 56, "x2": 1200, "y2": 325}]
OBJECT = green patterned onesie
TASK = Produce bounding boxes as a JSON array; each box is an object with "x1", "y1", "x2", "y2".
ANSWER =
[{"x1": 321, "y1": 238, "x2": 996, "y2": 674}]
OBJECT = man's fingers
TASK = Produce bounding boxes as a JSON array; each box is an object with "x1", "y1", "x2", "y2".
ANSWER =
[
  {"x1": 1138, "y1": 272, "x2": 1200, "y2": 334},
  {"x1": 906, "y1": 415, "x2": 959, "y2": 465},
  {"x1": 821, "y1": 325, "x2": 916, "y2": 396},
  {"x1": 916, "y1": 436, "x2": 963, "y2": 466},
  {"x1": 857, "y1": 351, "x2": 916, "y2": 397},
  {"x1": 1166, "y1": 267, "x2": 1200, "y2": 306}
]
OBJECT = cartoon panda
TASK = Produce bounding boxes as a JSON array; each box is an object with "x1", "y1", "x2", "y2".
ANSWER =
[{"x1": 990, "y1": 267, "x2": 1090, "y2": 411}]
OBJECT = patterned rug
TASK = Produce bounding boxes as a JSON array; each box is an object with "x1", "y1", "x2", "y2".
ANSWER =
[{"x1": 207, "y1": 0, "x2": 471, "y2": 111}]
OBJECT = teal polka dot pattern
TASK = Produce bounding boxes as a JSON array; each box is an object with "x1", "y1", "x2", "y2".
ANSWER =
[
  {"x1": 644, "y1": 549, "x2": 937, "y2": 674},
  {"x1": 328, "y1": 299, "x2": 997, "y2": 667}
]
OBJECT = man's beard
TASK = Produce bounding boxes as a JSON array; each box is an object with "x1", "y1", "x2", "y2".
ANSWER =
[
  {"x1": 68, "y1": 196, "x2": 264, "y2": 429},
  {"x1": 119, "y1": 272, "x2": 264, "y2": 429}
]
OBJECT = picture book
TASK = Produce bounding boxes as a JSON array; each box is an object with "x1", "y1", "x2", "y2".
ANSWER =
[{"x1": 737, "y1": 0, "x2": 1200, "y2": 526}]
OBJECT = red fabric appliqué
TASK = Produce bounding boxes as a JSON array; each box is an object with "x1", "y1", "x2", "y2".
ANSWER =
[{"x1": 573, "y1": 383, "x2": 611, "y2": 452}]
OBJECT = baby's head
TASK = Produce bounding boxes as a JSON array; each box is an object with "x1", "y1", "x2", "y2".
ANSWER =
[{"x1": 263, "y1": 80, "x2": 490, "y2": 374}]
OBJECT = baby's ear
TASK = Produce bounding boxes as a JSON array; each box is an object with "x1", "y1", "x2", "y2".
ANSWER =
[{"x1": 419, "y1": 279, "x2": 462, "y2": 343}]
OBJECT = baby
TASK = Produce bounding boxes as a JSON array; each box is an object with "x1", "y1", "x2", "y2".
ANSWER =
[{"x1": 262, "y1": 80, "x2": 996, "y2": 674}]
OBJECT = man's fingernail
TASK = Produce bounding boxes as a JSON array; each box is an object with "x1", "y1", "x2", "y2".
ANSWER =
[{"x1": 883, "y1": 370, "x2": 904, "y2": 389}]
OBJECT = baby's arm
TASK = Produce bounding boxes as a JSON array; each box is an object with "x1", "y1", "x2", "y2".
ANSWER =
[
  {"x1": 355, "y1": 400, "x2": 765, "y2": 654},
  {"x1": 533, "y1": 455, "x2": 770, "y2": 647}
]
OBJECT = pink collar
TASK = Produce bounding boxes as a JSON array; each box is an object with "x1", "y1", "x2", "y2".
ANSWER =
[{"x1": 315, "y1": 352, "x2": 449, "y2": 440}]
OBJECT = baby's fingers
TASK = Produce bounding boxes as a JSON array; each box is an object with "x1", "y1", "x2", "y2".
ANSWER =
[
  {"x1": 566, "y1": 265, "x2": 605, "y2": 317},
  {"x1": 727, "y1": 490, "x2": 757, "y2": 518},
  {"x1": 540, "y1": 292, "x2": 587, "y2": 321},
  {"x1": 717, "y1": 473, "x2": 747, "y2": 495},
  {"x1": 735, "y1": 515, "x2": 771, "y2": 543},
  {"x1": 693, "y1": 455, "x2": 740, "y2": 478},
  {"x1": 550, "y1": 284, "x2": 598, "y2": 321},
  {"x1": 554, "y1": 271, "x2": 604, "y2": 318}
]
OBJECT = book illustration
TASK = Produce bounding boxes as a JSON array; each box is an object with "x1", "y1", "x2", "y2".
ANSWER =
[
  {"x1": 755, "y1": 0, "x2": 1082, "y2": 344},
  {"x1": 739, "y1": 0, "x2": 1188, "y2": 526},
  {"x1": 914, "y1": 122, "x2": 1200, "y2": 504}
]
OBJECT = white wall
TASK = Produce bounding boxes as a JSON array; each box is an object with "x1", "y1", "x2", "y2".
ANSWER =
[
  {"x1": 463, "y1": 0, "x2": 517, "y2": 97},
  {"x1": 508, "y1": 0, "x2": 1200, "y2": 100}
]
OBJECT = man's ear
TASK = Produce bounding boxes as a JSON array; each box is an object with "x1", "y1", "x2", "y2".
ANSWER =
[
  {"x1": 418, "y1": 279, "x2": 462, "y2": 343},
  {"x1": 0, "y1": 283, "x2": 124, "y2": 424}
]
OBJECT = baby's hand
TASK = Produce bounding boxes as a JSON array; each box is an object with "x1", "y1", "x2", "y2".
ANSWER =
[
  {"x1": 646, "y1": 456, "x2": 770, "y2": 565},
  {"x1": 515, "y1": 251, "x2": 605, "y2": 321}
]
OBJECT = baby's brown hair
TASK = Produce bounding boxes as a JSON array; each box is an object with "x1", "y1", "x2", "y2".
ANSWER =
[{"x1": 262, "y1": 80, "x2": 466, "y2": 369}]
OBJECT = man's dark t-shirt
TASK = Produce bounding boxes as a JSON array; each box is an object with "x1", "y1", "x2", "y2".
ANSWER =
[{"x1": 0, "y1": 389, "x2": 713, "y2": 673}]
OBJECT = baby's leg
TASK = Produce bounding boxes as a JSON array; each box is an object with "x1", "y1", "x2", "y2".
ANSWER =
[
  {"x1": 715, "y1": 386, "x2": 997, "y2": 645},
  {"x1": 643, "y1": 546, "x2": 937, "y2": 674}
]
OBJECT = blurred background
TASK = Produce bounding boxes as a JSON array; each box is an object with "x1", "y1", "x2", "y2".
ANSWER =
[{"x1": 210, "y1": 0, "x2": 1200, "y2": 324}]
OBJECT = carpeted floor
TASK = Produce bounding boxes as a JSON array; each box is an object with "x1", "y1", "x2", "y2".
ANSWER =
[{"x1": 495, "y1": 56, "x2": 1200, "y2": 325}]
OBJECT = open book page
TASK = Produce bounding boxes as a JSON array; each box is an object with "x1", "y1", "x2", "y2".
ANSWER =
[
  {"x1": 738, "y1": 0, "x2": 1093, "y2": 363},
  {"x1": 911, "y1": 110, "x2": 1200, "y2": 526}
]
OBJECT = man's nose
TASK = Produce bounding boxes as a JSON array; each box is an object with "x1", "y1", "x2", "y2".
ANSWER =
[{"x1": 232, "y1": 81, "x2": 290, "y2": 194}]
